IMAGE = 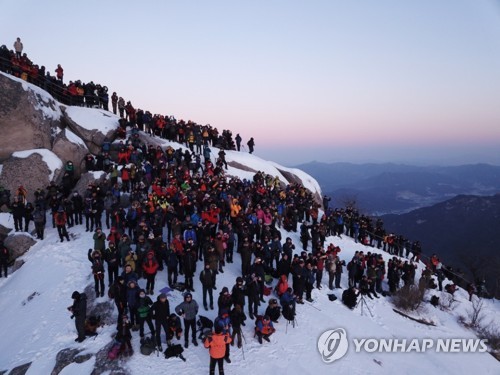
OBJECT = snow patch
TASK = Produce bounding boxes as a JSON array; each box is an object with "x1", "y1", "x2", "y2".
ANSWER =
[
  {"x1": 65, "y1": 129, "x2": 87, "y2": 148},
  {"x1": 0, "y1": 212, "x2": 14, "y2": 230},
  {"x1": 12, "y1": 149, "x2": 63, "y2": 181},
  {"x1": 65, "y1": 106, "x2": 119, "y2": 134}
]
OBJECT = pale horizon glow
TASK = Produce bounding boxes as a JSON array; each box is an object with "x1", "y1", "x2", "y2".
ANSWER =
[{"x1": 1, "y1": 0, "x2": 500, "y2": 166}]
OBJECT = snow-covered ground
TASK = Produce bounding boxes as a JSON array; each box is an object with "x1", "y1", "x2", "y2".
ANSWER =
[
  {"x1": 0, "y1": 72, "x2": 498, "y2": 374},
  {"x1": 64, "y1": 106, "x2": 120, "y2": 135},
  {"x1": 0, "y1": 180, "x2": 498, "y2": 374}
]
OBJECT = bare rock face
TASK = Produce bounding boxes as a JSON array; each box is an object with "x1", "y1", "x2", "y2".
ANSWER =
[
  {"x1": 4, "y1": 233, "x2": 36, "y2": 260},
  {"x1": 0, "y1": 152, "x2": 62, "y2": 204},
  {"x1": 52, "y1": 129, "x2": 88, "y2": 179},
  {"x1": 0, "y1": 73, "x2": 61, "y2": 161},
  {"x1": 7, "y1": 362, "x2": 31, "y2": 375},
  {"x1": 62, "y1": 107, "x2": 118, "y2": 155},
  {"x1": 73, "y1": 172, "x2": 107, "y2": 198}
]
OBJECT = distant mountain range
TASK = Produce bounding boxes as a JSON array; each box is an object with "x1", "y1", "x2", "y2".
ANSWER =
[
  {"x1": 296, "y1": 161, "x2": 500, "y2": 297},
  {"x1": 295, "y1": 161, "x2": 500, "y2": 215},
  {"x1": 380, "y1": 194, "x2": 500, "y2": 298}
]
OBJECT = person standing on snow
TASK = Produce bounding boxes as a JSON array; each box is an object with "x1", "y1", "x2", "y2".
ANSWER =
[
  {"x1": 68, "y1": 291, "x2": 87, "y2": 342},
  {"x1": 247, "y1": 137, "x2": 255, "y2": 154},
  {"x1": 175, "y1": 292, "x2": 199, "y2": 348},
  {"x1": 235, "y1": 133, "x2": 242, "y2": 151},
  {"x1": 204, "y1": 324, "x2": 232, "y2": 375}
]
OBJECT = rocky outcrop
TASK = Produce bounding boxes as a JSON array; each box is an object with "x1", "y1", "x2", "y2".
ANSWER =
[
  {"x1": 4, "y1": 234, "x2": 36, "y2": 260},
  {"x1": 0, "y1": 151, "x2": 62, "y2": 203},
  {"x1": 51, "y1": 348, "x2": 84, "y2": 375},
  {"x1": 51, "y1": 129, "x2": 88, "y2": 179},
  {"x1": 0, "y1": 73, "x2": 61, "y2": 161},
  {"x1": 73, "y1": 172, "x2": 107, "y2": 198},
  {"x1": 62, "y1": 107, "x2": 118, "y2": 155},
  {"x1": 8, "y1": 363, "x2": 31, "y2": 375}
]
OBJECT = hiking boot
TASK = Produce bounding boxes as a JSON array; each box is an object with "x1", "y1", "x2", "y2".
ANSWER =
[
  {"x1": 263, "y1": 336, "x2": 270, "y2": 342},
  {"x1": 100, "y1": 291, "x2": 105, "y2": 298},
  {"x1": 158, "y1": 345, "x2": 163, "y2": 351},
  {"x1": 184, "y1": 341, "x2": 189, "y2": 349},
  {"x1": 258, "y1": 336, "x2": 263, "y2": 344},
  {"x1": 224, "y1": 357, "x2": 231, "y2": 363},
  {"x1": 193, "y1": 340, "x2": 198, "y2": 346},
  {"x1": 238, "y1": 343, "x2": 242, "y2": 349},
  {"x1": 210, "y1": 305, "x2": 214, "y2": 310},
  {"x1": 204, "y1": 304, "x2": 208, "y2": 311},
  {"x1": 132, "y1": 324, "x2": 139, "y2": 331}
]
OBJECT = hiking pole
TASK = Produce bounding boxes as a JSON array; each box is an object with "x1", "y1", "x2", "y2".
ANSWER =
[
  {"x1": 304, "y1": 300, "x2": 321, "y2": 311},
  {"x1": 241, "y1": 339, "x2": 246, "y2": 361}
]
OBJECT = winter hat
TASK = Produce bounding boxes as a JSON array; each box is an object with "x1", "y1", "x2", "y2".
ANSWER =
[
  {"x1": 220, "y1": 287, "x2": 229, "y2": 295},
  {"x1": 236, "y1": 277, "x2": 243, "y2": 284},
  {"x1": 159, "y1": 293, "x2": 167, "y2": 300},
  {"x1": 214, "y1": 325, "x2": 223, "y2": 334},
  {"x1": 184, "y1": 292, "x2": 192, "y2": 299},
  {"x1": 71, "y1": 291, "x2": 80, "y2": 299}
]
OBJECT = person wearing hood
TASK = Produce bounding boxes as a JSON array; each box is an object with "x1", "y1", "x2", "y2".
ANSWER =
[
  {"x1": 126, "y1": 279, "x2": 140, "y2": 330},
  {"x1": 204, "y1": 324, "x2": 232, "y2": 375},
  {"x1": 217, "y1": 287, "x2": 232, "y2": 315},
  {"x1": 200, "y1": 263, "x2": 215, "y2": 311},
  {"x1": 88, "y1": 249, "x2": 105, "y2": 297},
  {"x1": 32, "y1": 204, "x2": 46, "y2": 240},
  {"x1": 175, "y1": 292, "x2": 199, "y2": 348},
  {"x1": 137, "y1": 289, "x2": 155, "y2": 338},
  {"x1": 152, "y1": 293, "x2": 170, "y2": 351},
  {"x1": 68, "y1": 291, "x2": 87, "y2": 342},
  {"x1": 54, "y1": 207, "x2": 70, "y2": 242}
]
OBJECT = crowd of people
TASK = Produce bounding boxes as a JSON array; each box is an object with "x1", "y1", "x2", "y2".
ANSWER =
[
  {"x1": 0, "y1": 38, "x2": 256, "y2": 154},
  {"x1": 0, "y1": 38, "x2": 484, "y2": 373}
]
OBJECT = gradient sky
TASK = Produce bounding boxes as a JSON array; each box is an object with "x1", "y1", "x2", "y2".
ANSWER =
[{"x1": 1, "y1": 0, "x2": 500, "y2": 166}]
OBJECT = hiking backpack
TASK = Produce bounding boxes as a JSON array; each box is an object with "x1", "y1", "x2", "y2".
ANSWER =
[
  {"x1": 164, "y1": 344, "x2": 186, "y2": 361},
  {"x1": 140, "y1": 336, "x2": 156, "y2": 356}
]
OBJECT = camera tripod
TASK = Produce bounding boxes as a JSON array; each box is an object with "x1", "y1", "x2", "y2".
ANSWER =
[{"x1": 356, "y1": 294, "x2": 374, "y2": 317}]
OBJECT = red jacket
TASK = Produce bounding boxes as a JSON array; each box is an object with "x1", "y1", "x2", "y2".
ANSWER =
[
  {"x1": 143, "y1": 253, "x2": 159, "y2": 275},
  {"x1": 54, "y1": 212, "x2": 67, "y2": 226}
]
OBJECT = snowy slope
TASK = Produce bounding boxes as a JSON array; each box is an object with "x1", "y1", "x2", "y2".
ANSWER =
[
  {"x1": 0, "y1": 91, "x2": 498, "y2": 374},
  {"x1": 0, "y1": 218, "x2": 499, "y2": 374},
  {"x1": 64, "y1": 106, "x2": 120, "y2": 135}
]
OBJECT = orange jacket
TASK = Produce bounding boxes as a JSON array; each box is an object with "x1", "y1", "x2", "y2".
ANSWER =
[{"x1": 204, "y1": 332, "x2": 232, "y2": 359}]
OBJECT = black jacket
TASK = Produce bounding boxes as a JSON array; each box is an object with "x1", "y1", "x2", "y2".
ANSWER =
[{"x1": 152, "y1": 298, "x2": 171, "y2": 321}]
